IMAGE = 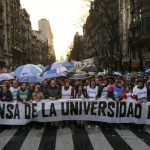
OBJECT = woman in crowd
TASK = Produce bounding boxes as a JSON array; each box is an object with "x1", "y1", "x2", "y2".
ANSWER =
[
  {"x1": 30, "y1": 85, "x2": 44, "y2": 102},
  {"x1": 0, "y1": 83, "x2": 13, "y2": 101},
  {"x1": 86, "y1": 80, "x2": 98, "y2": 99},
  {"x1": 74, "y1": 84, "x2": 87, "y2": 99},
  {"x1": 86, "y1": 80, "x2": 99, "y2": 129},
  {"x1": 124, "y1": 84, "x2": 132, "y2": 99},
  {"x1": 30, "y1": 85, "x2": 45, "y2": 129},
  {"x1": 61, "y1": 79, "x2": 74, "y2": 99}
]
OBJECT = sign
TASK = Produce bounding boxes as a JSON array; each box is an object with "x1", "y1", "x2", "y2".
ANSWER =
[{"x1": 0, "y1": 99, "x2": 150, "y2": 125}]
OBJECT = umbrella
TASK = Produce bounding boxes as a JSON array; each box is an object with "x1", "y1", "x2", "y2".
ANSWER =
[
  {"x1": 113, "y1": 72, "x2": 123, "y2": 77},
  {"x1": 61, "y1": 61, "x2": 74, "y2": 70},
  {"x1": 43, "y1": 61, "x2": 74, "y2": 73},
  {"x1": 81, "y1": 66, "x2": 103, "y2": 72},
  {"x1": 70, "y1": 73, "x2": 90, "y2": 79},
  {"x1": 42, "y1": 62, "x2": 68, "y2": 79},
  {"x1": 14, "y1": 64, "x2": 42, "y2": 83},
  {"x1": 42, "y1": 70, "x2": 66, "y2": 80},
  {"x1": 0, "y1": 73, "x2": 14, "y2": 81},
  {"x1": 36, "y1": 64, "x2": 45, "y2": 71},
  {"x1": 145, "y1": 69, "x2": 150, "y2": 74}
]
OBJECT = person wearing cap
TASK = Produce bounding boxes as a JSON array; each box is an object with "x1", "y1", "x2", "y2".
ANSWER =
[{"x1": 132, "y1": 79, "x2": 147, "y2": 103}]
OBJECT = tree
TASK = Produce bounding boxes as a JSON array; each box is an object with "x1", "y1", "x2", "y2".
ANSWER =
[{"x1": 83, "y1": 0, "x2": 130, "y2": 72}]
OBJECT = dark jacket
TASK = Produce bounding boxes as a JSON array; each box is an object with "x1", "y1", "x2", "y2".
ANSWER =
[
  {"x1": 0, "y1": 90, "x2": 13, "y2": 101},
  {"x1": 47, "y1": 85, "x2": 62, "y2": 99},
  {"x1": 41, "y1": 85, "x2": 49, "y2": 99}
]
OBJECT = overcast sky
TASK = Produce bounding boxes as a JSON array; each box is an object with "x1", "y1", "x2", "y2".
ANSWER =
[{"x1": 20, "y1": 0, "x2": 89, "y2": 60}]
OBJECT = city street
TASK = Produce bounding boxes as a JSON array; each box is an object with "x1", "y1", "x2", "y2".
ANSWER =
[{"x1": 1, "y1": 124, "x2": 150, "y2": 150}]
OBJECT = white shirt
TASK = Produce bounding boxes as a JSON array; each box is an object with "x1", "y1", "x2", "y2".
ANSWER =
[
  {"x1": 87, "y1": 86, "x2": 98, "y2": 98},
  {"x1": 132, "y1": 85, "x2": 147, "y2": 101},
  {"x1": 61, "y1": 86, "x2": 72, "y2": 99},
  {"x1": 101, "y1": 85, "x2": 109, "y2": 98},
  {"x1": 10, "y1": 87, "x2": 20, "y2": 100}
]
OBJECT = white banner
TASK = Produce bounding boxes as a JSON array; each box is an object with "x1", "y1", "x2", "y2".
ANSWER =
[{"x1": 1, "y1": 98, "x2": 150, "y2": 125}]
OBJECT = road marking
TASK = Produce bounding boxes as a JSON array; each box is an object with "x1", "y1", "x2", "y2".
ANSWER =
[
  {"x1": 55, "y1": 128, "x2": 73, "y2": 150},
  {"x1": 72, "y1": 127, "x2": 94, "y2": 150},
  {"x1": 38, "y1": 125, "x2": 57, "y2": 150},
  {"x1": 101, "y1": 128, "x2": 132, "y2": 150},
  {"x1": 2, "y1": 126, "x2": 31, "y2": 150},
  {"x1": 131, "y1": 128, "x2": 150, "y2": 147},
  {"x1": 116, "y1": 129, "x2": 150, "y2": 150},
  {"x1": 0, "y1": 129, "x2": 17, "y2": 149},
  {"x1": 20, "y1": 127, "x2": 44, "y2": 150},
  {"x1": 87, "y1": 128, "x2": 113, "y2": 150}
]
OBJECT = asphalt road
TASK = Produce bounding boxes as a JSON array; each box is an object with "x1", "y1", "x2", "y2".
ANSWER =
[{"x1": 1, "y1": 124, "x2": 150, "y2": 150}]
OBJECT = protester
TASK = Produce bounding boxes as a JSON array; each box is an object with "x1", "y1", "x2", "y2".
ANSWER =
[
  {"x1": 74, "y1": 84, "x2": 87, "y2": 99},
  {"x1": 17, "y1": 82, "x2": 31, "y2": 103},
  {"x1": 10, "y1": 80, "x2": 20, "y2": 100},
  {"x1": 124, "y1": 84, "x2": 132, "y2": 99},
  {"x1": 132, "y1": 79, "x2": 147, "y2": 103},
  {"x1": 30, "y1": 85, "x2": 45, "y2": 129},
  {"x1": 0, "y1": 83, "x2": 13, "y2": 101},
  {"x1": 30, "y1": 85, "x2": 44, "y2": 102},
  {"x1": 109, "y1": 79, "x2": 125, "y2": 101},
  {"x1": 86, "y1": 80, "x2": 99, "y2": 129},
  {"x1": 47, "y1": 79, "x2": 61, "y2": 127},
  {"x1": 86, "y1": 80, "x2": 98, "y2": 99},
  {"x1": 28, "y1": 83, "x2": 35, "y2": 98},
  {"x1": 97, "y1": 78, "x2": 113, "y2": 99},
  {"x1": 61, "y1": 79, "x2": 73, "y2": 99},
  {"x1": 41, "y1": 80, "x2": 49, "y2": 99},
  {"x1": 47, "y1": 79, "x2": 61, "y2": 100}
]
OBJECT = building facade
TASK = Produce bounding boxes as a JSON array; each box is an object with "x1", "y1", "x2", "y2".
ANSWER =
[
  {"x1": 32, "y1": 30, "x2": 49, "y2": 65},
  {"x1": 0, "y1": 0, "x2": 32, "y2": 70},
  {"x1": 38, "y1": 19, "x2": 55, "y2": 62}
]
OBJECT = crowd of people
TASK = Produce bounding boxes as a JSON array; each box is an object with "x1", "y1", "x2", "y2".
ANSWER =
[{"x1": 0, "y1": 73, "x2": 150, "y2": 129}]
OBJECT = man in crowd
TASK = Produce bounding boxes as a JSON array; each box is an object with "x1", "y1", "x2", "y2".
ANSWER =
[{"x1": 10, "y1": 80, "x2": 20, "y2": 101}]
